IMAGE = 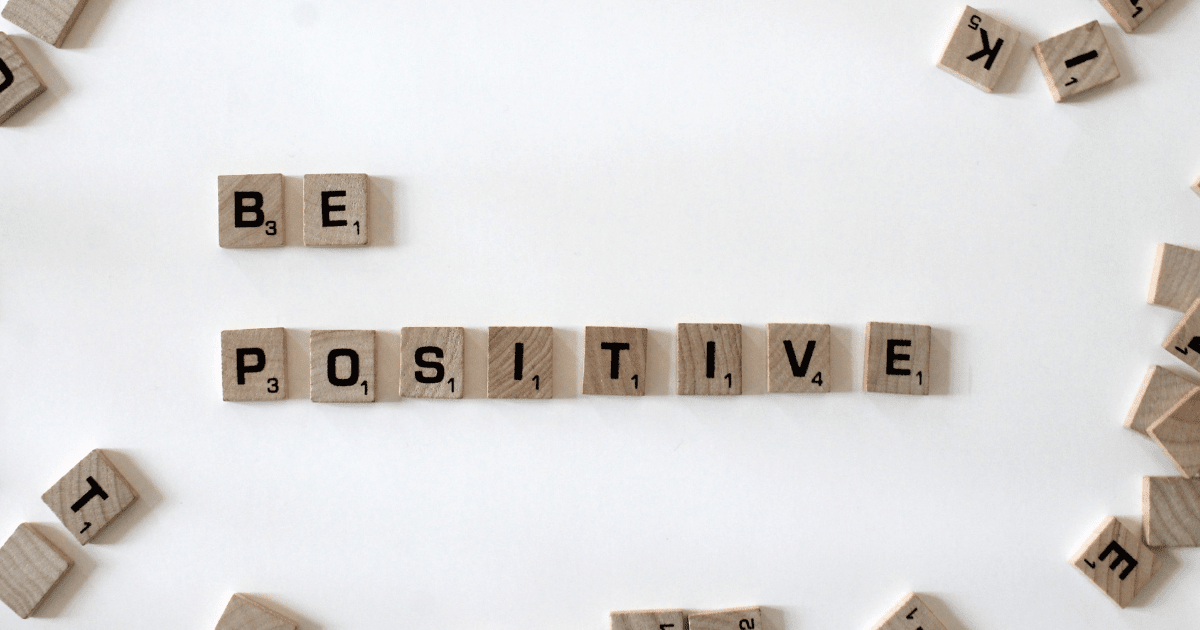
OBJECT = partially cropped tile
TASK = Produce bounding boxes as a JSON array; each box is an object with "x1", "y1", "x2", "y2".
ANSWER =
[
  {"x1": 0, "y1": 524, "x2": 72, "y2": 619},
  {"x1": 1144, "y1": 476, "x2": 1200, "y2": 546},
  {"x1": 937, "y1": 6, "x2": 1020, "y2": 92},
  {"x1": 303, "y1": 174, "x2": 368, "y2": 246},
  {"x1": 0, "y1": 32, "x2": 46, "y2": 124},
  {"x1": 1162, "y1": 297, "x2": 1200, "y2": 373},
  {"x1": 1126, "y1": 366, "x2": 1197, "y2": 436},
  {"x1": 214, "y1": 593, "x2": 298, "y2": 630},
  {"x1": 1034, "y1": 21, "x2": 1120, "y2": 102},
  {"x1": 218, "y1": 174, "x2": 284, "y2": 248},
  {"x1": 1192, "y1": 175, "x2": 1200, "y2": 199},
  {"x1": 1070, "y1": 516, "x2": 1160, "y2": 607},
  {"x1": 611, "y1": 609, "x2": 689, "y2": 630},
  {"x1": 677, "y1": 323, "x2": 742, "y2": 395},
  {"x1": 222, "y1": 328, "x2": 287, "y2": 401},
  {"x1": 1097, "y1": 0, "x2": 1167, "y2": 33},
  {"x1": 583, "y1": 326, "x2": 647, "y2": 396},
  {"x1": 688, "y1": 607, "x2": 760, "y2": 630},
  {"x1": 870, "y1": 592, "x2": 949, "y2": 630},
  {"x1": 2, "y1": 0, "x2": 88, "y2": 47},
  {"x1": 310, "y1": 330, "x2": 376, "y2": 402},
  {"x1": 1148, "y1": 387, "x2": 1200, "y2": 476},
  {"x1": 42, "y1": 449, "x2": 139, "y2": 544},
  {"x1": 1148, "y1": 243, "x2": 1200, "y2": 311},
  {"x1": 767, "y1": 323, "x2": 831, "y2": 393},
  {"x1": 487, "y1": 326, "x2": 553, "y2": 399}
]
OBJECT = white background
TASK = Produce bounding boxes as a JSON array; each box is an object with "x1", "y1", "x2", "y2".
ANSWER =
[{"x1": 1, "y1": 1, "x2": 1199, "y2": 628}]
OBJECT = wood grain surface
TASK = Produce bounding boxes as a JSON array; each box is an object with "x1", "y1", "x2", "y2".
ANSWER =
[
  {"x1": 0, "y1": 523, "x2": 72, "y2": 619},
  {"x1": 582, "y1": 326, "x2": 647, "y2": 396},
  {"x1": 688, "y1": 607, "x2": 760, "y2": 630},
  {"x1": 217, "y1": 174, "x2": 284, "y2": 248},
  {"x1": 214, "y1": 594, "x2": 298, "y2": 630},
  {"x1": 221, "y1": 328, "x2": 287, "y2": 401},
  {"x1": 767, "y1": 323, "x2": 831, "y2": 394},
  {"x1": 302, "y1": 173, "x2": 368, "y2": 246},
  {"x1": 309, "y1": 329, "x2": 376, "y2": 402},
  {"x1": 1097, "y1": 0, "x2": 1167, "y2": 33},
  {"x1": 870, "y1": 593, "x2": 948, "y2": 630},
  {"x1": 1070, "y1": 516, "x2": 1160, "y2": 607},
  {"x1": 0, "y1": 33, "x2": 46, "y2": 124},
  {"x1": 936, "y1": 6, "x2": 1020, "y2": 93},
  {"x1": 611, "y1": 609, "x2": 690, "y2": 630},
  {"x1": 487, "y1": 326, "x2": 553, "y2": 399},
  {"x1": 1, "y1": 0, "x2": 88, "y2": 47},
  {"x1": 1125, "y1": 366, "x2": 1197, "y2": 436},
  {"x1": 399, "y1": 326, "x2": 464, "y2": 399},
  {"x1": 676, "y1": 323, "x2": 741, "y2": 395},
  {"x1": 42, "y1": 449, "x2": 138, "y2": 545},
  {"x1": 1033, "y1": 21, "x2": 1120, "y2": 102},
  {"x1": 1148, "y1": 387, "x2": 1200, "y2": 476},
  {"x1": 1148, "y1": 243, "x2": 1200, "y2": 311},
  {"x1": 1144, "y1": 476, "x2": 1200, "y2": 547},
  {"x1": 1161, "y1": 297, "x2": 1200, "y2": 373},
  {"x1": 864, "y1": 322, "x2": 930, "y2": 395}
]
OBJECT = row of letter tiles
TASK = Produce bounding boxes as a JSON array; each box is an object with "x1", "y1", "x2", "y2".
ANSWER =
[
  {"x1": 221, "y1": 323, "x2": 932, "y2": 402},
  {"x1": 0, "y1": 32, "x2": 46, "y2": 125},
  {"x1": 217, "y1": 174, "x2": 368, "y2": 248},
  {"x1": 611, "y1": 597, "x2": 950, "y2": 630}
]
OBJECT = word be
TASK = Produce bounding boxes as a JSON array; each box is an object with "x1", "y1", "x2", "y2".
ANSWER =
[{"x1": 217, "y1": 173, "x2": 369, "y2": 248}]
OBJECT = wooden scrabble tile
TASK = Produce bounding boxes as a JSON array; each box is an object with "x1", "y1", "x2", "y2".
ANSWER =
[
  {"x1": 1097, "y1": 0, "x2": 1167, "y2": 33},
  {"x1": 0, "y1": 32, "x2": 45, "y2": 125},
  {"x1": 310, "y1": 330, "x2": 375, "y2": 402},
  {"x1": 864, "y1": 322, "x2": 930, "y2": 395},
  {"x1": 399, "y1": 326, "x2": 464, "y2": 399},
  {"x1": 1148, "y1": 388, "x2": 1200, "y2": 476},
  {"x1": 487, "y1": 326, "x2": 552, "y2": 399},
  {"x1": 1148, "y1": 244, "x2": 1200, "y2": 311},
  {"x1": 583, "y1": 326, "x2": 647, "y2": 396},
  {"x1": 767, "y1": 323, "x2": 831, "y2": 394},
  {"x1": 1070, "y1": 516, "x2": 1160, "y2": 607},
  {"x1": 1, "y1": 0, "x2": 87, "y2": 47},
  {"x1": 870, "y1": 593, "x2": 949, "y2": 630},
  {"x1": 215, "y1": 593, "x2": 298, "y2": 630},
  {"x1": 936, "y1": 6, "x2": 1020, "y2": 93},
  {"x1": 1162, "y1": 297, "x2": 1200, "y2": 373},
  {"x1": 1126, "y1": 366, "x2": 1197, "y2": 436},
  {"x1": 611, "y1": 609, "x2": 689, "y2": 630},
  {"x1": 1144, "y1": 476, "x2": 1200, "y2": 546},
  {"x1": 222, "y1": 328, "x2": 287, "y2": 402},
  {"x1": 0, "y1": 524, "x2": 72, "y2": 619},
  {"x1": 218, "y1": 174, "x2": 284, "y2": 248},
  {"x1": 688, "y1": 606, "x2": 760, "y2": 630},
  {"x1": 303, "y1": 173, "x2": 368, "y2": 247},
  {"x1": 677, "y1": 323, "x2": 742, "y2": 395},
  {"x1": 42, "y1": 449, "x2": 138, "y2": 545},
  {"x1": 1192, "y1": 176, "x2": 1200, "y2": 199},
  {"x1": 1033, "y1": 21, "x2": 1120, "y2": 102}
]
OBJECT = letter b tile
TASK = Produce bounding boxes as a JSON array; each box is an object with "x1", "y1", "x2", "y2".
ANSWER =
[{"x1": 42, "y1": 450, "x2": 139, "y2": 545}]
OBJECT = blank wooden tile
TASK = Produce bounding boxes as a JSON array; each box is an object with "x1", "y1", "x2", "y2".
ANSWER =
[
  {"x1": 215, "y1": 593, "x2": 298, "y2": 630},
  {"x1": 0, "y1": 524, "x2": 72, "y2": 619},
  {"x1": 310, "y1": 330, "x2": 375, "y2": 402},
  {"x1": 487, "y1": 326, "x2": 552, "y2": 399},
  {"x1": 1148, "y1": 388, "x2": 1200, "y2": 476},
  {"x1": 1097, "y1": 0, "x2": 1167, "y2": 33},
  {"x1": 1144, "y1": 476, "x2": 1200, "y2": 547},
  {"x1": 1070, "y1": 516, "x2": 1160, "y2": 607},
  {"x1": 1161, "y1": 297, "x2": 1200, "y2": 373},
  {"x1": 0, "y1": 32, "x2": 45, "y2": 125},
  {"x1": 611, "y1": 609, "x2": 689, "y2": 630},
  {"x1": 1, "y1": 0, "x2": 87, "y2": 47},
  {"x1": 218, "y1": 174, "x2": 284, "y2": 248},
  {"x1": 42, "y1": 449, "x2": 138, "y2": 545},
  {"x1": 303, "y1": 174, "x2": 368, "y2": 247},
  {"x1": 864, "y1": 322, "x2": 930, "y2": 395},
  {"x1": 1149, "y1": 244, "x2": 1200, "y2": 311},
  {"x1": 870, "y1": 593, "x2": 949, "y2": 630},
  {"x1": 767, "y1": 323, "x2": 831, "y2": 394},
  {"x1": 583, "y1": 326, "x2": 647, "y2": 396},
  {"x1": 222, "y1": 328, "x2": 287, "y2": 402},
  {"x1": 677, "y1": 323, "x2": 742, "y2": 395},
  {"x1": 1126, "y1": 366, "x2": 1197, "y2": 436},
  {"x1": 936, "y1": 6, "x2": 1020, "y2": 93},
  {"x1": 399, "y1": 327, "x2": 464, "y2": 399},
  {"x1": 688, "y1": 606, "x2": 760, "y2": 630},
  {"x1": 1034, "y1": 21, "x2": 1120, "y2": 102}
]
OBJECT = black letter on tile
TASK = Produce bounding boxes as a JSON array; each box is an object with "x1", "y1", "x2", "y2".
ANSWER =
[
  {"x1": 415, "y1": 346, "x2": 445, "y2": 384},
  {"x1": 783, "y1": 340, "x2": 816, "y2": 377},
  {"x1": 601, "y1": 342, "x2": 629, "y2": 379},
  {"x1": 322, "y1": 191, "x2": 348, "y2": 227},
  {"x1": 236, "y1": 348, "x2": 266, "y2": 385},
  {"x1": 70, "y1": 476, "x2": 109, "y2": 512},
  {"x1": 328, "y1": 349, "x2": 359, "y2": 386},
  {"x1": 886, "y1": 339, "x2": 912, "y2": 376}
]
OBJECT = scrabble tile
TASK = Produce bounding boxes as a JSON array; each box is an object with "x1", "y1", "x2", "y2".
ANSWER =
[
  {"x1": 936, "y1": 6, "x2": 1020, "y2": 93},
  {"x1": 303, "y1": 174, "x2": 368, "y2": 247},
  {"x1": 1192, "y1": 175, "x2": 1200, "y2": 199},
  {"x1": 583, "y1": 326, "x2": 648, "y2": 396},
  {"x1": 1097, "y1": 0, "x2": 1167, "y2": 33},
  {"x1": 688, "y1": 606, "x2": 760, "y2": 630},
  {"x1": 1, "y1": 0, "x2": 87, "y2": 47},
  {"x1": 677, "y1": 323, "x2": 742, "y2": 395},
  {"x1": 870, "y1": 593, "x2": 949, "y2": 630},
  {"x1": 1126, "y1": 366, "x2": 1197, "y2": 436},
  {"x1": 0, "y1": 524, "x2": 72, "y2": 619},
  {"x1": 1070, "y1": 516, "x2": 1160, "y2": 607},
  {"x1": 1162, "y1": 297, "x2": 1200, "y2": 373},
  {"x1": 1148, "y1": 244, "x2": 1200, "y2": 311},
  {"x1": 221, "y1": 328, "x2": 287, "y2": 402},
  {"x1": 767, "y1": 323, "x2": 831, "y2": 393},
  {"x1": 487, "y1": 326, "x2": 552, "y2": 399},
  {"x1": 310, "y1": 330, "x2": 375, "y2": 402},
  {"x1": 864, "y1": 322, "x2": 930, "y2": 395},
  {"x1": 611, "y1": 609, "x2": 689, "y2": 630},
  {"x1": 399, "y1": 326, "x2": 464, "y2": 399},
  {"x1": 1148, "y1": 387, "x2": 1200, "y2": 476},
  {"x1": 1144, "y1": 476, "x2": 1200, "y2": 546},
  {"x1": 215, "y1": 593, "x2": 298, "y2": 630},
  {"x1": 1033, "y1": 21, "x2": 1120, "y2": 102},
  {"x1": 42, "y1": 449, "x2": 138, "y2": 544},
  {"x1": 0, "y1": 32, "x2": 45, "y2": 125},
  {"x1": 218, "y1": 174, "x2": 284, "y2": 248}
]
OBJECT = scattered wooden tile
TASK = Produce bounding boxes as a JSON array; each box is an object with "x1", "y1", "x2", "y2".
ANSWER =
[
  {"x1": 677, "y1": 323, "x2": 742, "y2": 395},
  {"x1": 1148, "y1": 388, "x2": 1200, "y2": 476},
  {"x1": 1192, "y1": 176, "x2": 1200, "y2": 199},
  {"x1": 0, "y1": 32, "x2": 46, "y2": 125},
  {"x1": 870, "y1": 592, "x2": 949, "y2": 630},
  {"x1": 767, "y1": 323, "x2": 831, "y2": 394},
  {"x1": 1097, "y1": 0, "x2": 1167, "y2": 33},
  {"x1": 936, "y1": 6, "x2": 1020, "y2": 93},
  {"x1": 218, "y1": 174, "x2": 284, "y2": 248},
  {"x1": 611, "y1": 609, "x2": 689, "y2": 630},
  {"x1": 1144, "y1": 476, "x2": 1200, "y2": 547},
  {"x1": 310, "y1": 329, "x2": 376, "y2": 402},
  {"x1": 399, "y1": 326, "x2": 464, "y2": 399},
  {"x1": 0, "y1": 524, "x2": 72, "y2": 619},
  {"x1": 221, "y1": 328, "x2": 287, "y2": 402},
  {"x1": 864, "y1": 322, "x2": 930, "y2": 395},
  {"x1": 1161, "y1": 297, "x2": 1200, "y2": 373},
  {"x1": 1148, "y1": 243, "x2": 1200, "y2": 311},
  {"x1": 688, "y1": 606, "x2": 760, "y2": 630},
  {"x1": 214, "y1": 593, "x2": 298, "y2": 630},
  {"x1": 1126, "y1": 366, "x2": 1197, "y2": 436},
  {"x1": 1, "y1": 0, "x2": 88, "y2": 47},
  {"x1": 487, "y1": 326, "x2": 553, "y2": 399},
  {"x1": 42, "y1": 449, "x2": 138, "y2": 545},
  {"x1": 1033, "y1": 21, "x2": 1120, "y2": 102},
  {"x1": 583, "y1": 326, "x2": 648, "y2": 396},
  {"x1": 1070, "y1": 516, "x2": 1160, "y2": 607},
  {"x1": 302, "y1": 174, "x2": 368, "y2": 247}
]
